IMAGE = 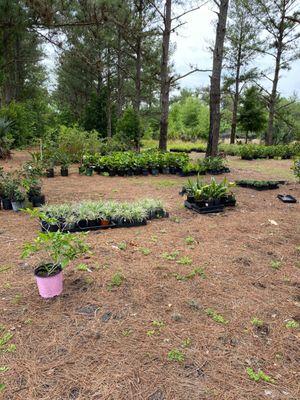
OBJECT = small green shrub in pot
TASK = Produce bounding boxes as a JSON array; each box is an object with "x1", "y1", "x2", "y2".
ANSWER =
[
  {"x1": 22, "y1": 210, "x2": 90, "y2": 298},
  {"x1": 293, "y1": 159, "x2": 300, "y2": 182}
]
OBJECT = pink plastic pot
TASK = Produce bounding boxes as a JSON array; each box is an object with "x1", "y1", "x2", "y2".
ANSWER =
[{"x1": 34, "y1": 265, "x2": 63, "y2": 298}]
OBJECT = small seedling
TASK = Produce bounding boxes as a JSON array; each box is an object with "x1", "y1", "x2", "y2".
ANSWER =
[
  {"x1": 0, "y1": 367, "x2": 8, "y2": 372},
  {"x1": 246, "y1": 367, "x2": 275, "y2": 383},
  {"x1": 185, "y1": 236, "x2": 195, "y2": 245},
  {"x1": 24, "y1": 319, "x2": 32, "y2": 325},
  {"x1": 151, "y1": 235, "x2": 158, "y2": 243},
  {"x1": 162, "y1": 251, "x2": 179, "y2": 261},
  {"x1": 251, "y1": 317, "x2": 264, "y2": 327},
  {"x1": 122, "y1": 329, "x2": 133, "y2": 337},
  {"x1": 140, "y1": 248, "x2": 151, "y2": 256},
  {"x1": 146, "y1": 330, "x2": 156, "y2": 337},
  {"x1": 0, "y1": 384, "x2": 6, "y2": 392},
  {"x1": 152, "y1": 320, "x2": 165, "y2": 328},
  {"x1": 167, "y1": 349, "x2": 185, "y2": 362},
  {"x1": 174, "y1": 267, "x2": 206, "y2": 281},
  {"x1": 270, "y1": 260, "x2": 281, "y2": 270},
  {"x1": 107, "y1": 272, "x2": 124, "y2": 290},
  {"x1": 285, "y1": 319, "x2": 299, "y2": 329},
  {"x1": 177, "y1": 256, "x2": 192, "y2": 266},
  {"x1": 12, "y1": 294, "x2": 22, "y2": 305},
  {"x1": 5, "y1": 344, "x2": 16, "y2": 353},
  {"x1": 0, "y1": 266, "x2": 11, "y2": 273},
  {"x1": 170, "y1": 216, "x2": 181, "y2": 223},
  {"x1": 182, "y1": 338, "x2": 192, "y2": 348},
  {"x1": 76, "y1": 263, "x2": 90, "y2": 272},
  {"x1": 3, "y1": 283, "x2": 11, "y2": 289},
  {"x1": 205, "y1": 308, "x2": 228, "y2": 324},
  {"x1": 0, "y1": 332, "x2": 13, "y2": 348},
  {"x1": 118, "y1": 242, "x2": 127, "y2": 251}
]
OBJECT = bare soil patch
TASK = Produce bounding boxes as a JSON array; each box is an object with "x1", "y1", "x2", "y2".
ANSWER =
[{"x1": 0, "y1": 151, "x2": 299, "y2": 400}]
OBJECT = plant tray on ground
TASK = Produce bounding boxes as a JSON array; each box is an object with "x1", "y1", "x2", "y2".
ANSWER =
[
  {"x1": 277, "y1": 194, "x2": 297, "y2": 203},
  {"x1": 236, "y1": 180, "x2": 281, "y2": 190},
  {"x1": 184, "y1": 200, "x2": 225, "y2": 214}
]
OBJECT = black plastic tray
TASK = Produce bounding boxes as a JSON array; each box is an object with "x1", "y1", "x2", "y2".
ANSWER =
[
  {"x1": 184, "y1": 200, "x2": 224, "y2": 214},
  {"x1": 277, "y1": 194, "x2": 297, "y2": 203}
]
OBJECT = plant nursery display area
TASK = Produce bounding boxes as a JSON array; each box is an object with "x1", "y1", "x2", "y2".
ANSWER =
[{"x1": 0, "y1": 150, "x2": 299, "y2": 400}]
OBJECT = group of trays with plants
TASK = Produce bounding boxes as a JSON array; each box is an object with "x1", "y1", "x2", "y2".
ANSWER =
[
  {"x1": 0, "y1": 167, "x2": 45, "y2": 211},
  {"x1": 169, "y1": 143, "x2": 300, "y2": 160},
  {"x1": 35, "y1": 198, "x2": 169, "y2": 233},
  {"x1": 181, "y1": 176, "x2": 236, "y2": 214},
  {"x1": 235, "y1": 179, "x2": 284, "y2": 191},
  {"x1": 80, "y1": 150, "x2": 230, "y2": 177}
]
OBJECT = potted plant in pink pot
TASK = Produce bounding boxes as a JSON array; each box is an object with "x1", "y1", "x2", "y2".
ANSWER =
[{"x1": 22, "y1": 213, "x2": 90, "y2": 298}]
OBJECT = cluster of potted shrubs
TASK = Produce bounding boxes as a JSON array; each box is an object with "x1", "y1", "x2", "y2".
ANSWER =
[
  {"x1": 169, "y1": 143, "x2": 300, "y2": 160},
  {"x1": 181, "y1": 176, "x2": 236, "y2": 213},
  {"x1": 80, "y1": 151, "x2": 229, "y2": 177},
  {"x1": 0, "y1": 167, "x2": 45, "y2": 211},
  {"x1": 38, "y1": 198, "x2": 168, "y2": 232},
  {"x1": 80, "y1": 150, "x2": 189, "y2": 176}
]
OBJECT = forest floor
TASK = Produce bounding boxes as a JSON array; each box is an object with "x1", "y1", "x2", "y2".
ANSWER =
[{"x1": 0, "y1": 150, "x2": 299, "y2": 400}]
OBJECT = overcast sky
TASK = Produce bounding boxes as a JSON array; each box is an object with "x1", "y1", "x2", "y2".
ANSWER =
[
  {"x1": 43, "y1": 3, "x2": 300, "y2": 98},
  {"x1": 173, "y1": 4, "x2": 300, "y2": 98}
]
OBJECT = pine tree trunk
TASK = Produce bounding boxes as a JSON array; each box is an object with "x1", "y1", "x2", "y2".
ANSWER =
[
  {"x1": 116, "y1": 28, "x2": 123, "y2": 118},
  {"x1": 206, "y1": 0, "x2": 229, "y2": 157},
  {"x1": 134, "y1": 0, "x2": 143, "y2": 114},
  {"x1": 230, "y1": 41, "x2": 242, "y2": 144},
  {"x1": 158, "y1": 0, "x2": 172, "y2": 151}
]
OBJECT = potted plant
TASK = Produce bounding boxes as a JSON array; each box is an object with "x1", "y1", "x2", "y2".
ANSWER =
[
  {"x1": 11, "y1": 187, "x2": 26, "y2": 211},
  {"x1": 0, "y1": 172, "x2": 19, "y2": 210},
  {"x1": 22, "y1": 213, "x2": 90, "y2": 298},
  {"x1": 60, "y1": 153, "x2": 70, "y2": 177},
  {"x1": 23, "y1": 177, "x2": 45, "y2": 207}
]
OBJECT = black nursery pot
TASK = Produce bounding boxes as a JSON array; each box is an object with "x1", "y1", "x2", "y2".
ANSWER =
[
  {"x1": 61, "y1": 167, "x2": 69, "y2": 177},
  {"x1": 2, "y1": 198, "x2": 12, "y2": 210},
  {"x1": 31, "y1": 194, "x2": 45, "y2": 207},
  {"x1": 151, "y1": 168, "x2": 159, "y2": 176},
  {"x1": 187, "y1": 195, "x2": 195, "y2": 203},
  {"x1": 41, "y1": 220, "x2": 60, "y2": 232},
  {"x1": 169, "y1": 167, "x2": 177, "y2": 174},
  {"x1": 162, "y1": 167, "x2": 170, "y2": 174},
  {"x1": 142, "y1": 169, "x2": 149, "y2": 176},
  {"x1": 46, "y1": 168, "x2": 54, "y2": 178}
]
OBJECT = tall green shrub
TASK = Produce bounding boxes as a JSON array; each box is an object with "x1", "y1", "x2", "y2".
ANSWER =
[{"x1": 116, "y1": 108, "x2": 141, "y2": 150}]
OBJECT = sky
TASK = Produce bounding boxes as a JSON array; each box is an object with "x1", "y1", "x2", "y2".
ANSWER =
[
  {"x1": 43, "y1": 2, "x2": 300, "y2": 98},
  {"x1": 172, "y1": 4, "x2": 300, "y2": 98}
]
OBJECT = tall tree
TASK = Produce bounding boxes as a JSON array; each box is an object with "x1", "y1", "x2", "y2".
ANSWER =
[
  {"x1": 238, "y1": 85, "x2": 266, "y2": 142},
  {"x1": 224, "y1": 0, "x2": 261, "y2": 144},
  {"x1": 251, "y1": 0, "x2": 300, "y2": 145},
  {"x1": 206, "y1": 0, "x2": 229, "y2": 157}
]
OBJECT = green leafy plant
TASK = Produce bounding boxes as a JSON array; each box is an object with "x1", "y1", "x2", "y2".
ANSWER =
[
  {"x1": 107, "y1": 272, "x2": 124, "y2": 290},
  {"x1": 162, "y1": 251, "x2": 179, "y2": 261},
  {"x1": 181, "y1": 338, "x2": 192, "y2": 348},
  {"x1": 205, "y1": 308, "x2": 228, "y2": 324},
  {"x1": 22, "y1": 230, "x2": 90, "y2": 276},
  {"x1": 251, "y1": 317, "x2": 264, "y2": 327},
  {"x1": 285, "y1": 319, "x2": 299, "y2": 329},
  {"x1": 270, "y1": 260, "x2": 281, "y2": 270},
  {"x1": 174, "y1": 267, "x2": 206, "y2": 281},
  {"x1": 118, "y1": 242, "x2": 127, "y2": 251},
  {"x1": 167, "y1": 349, "x2": 185, "y2": 362},
  {"x1": 140, "y1": 247, "x2": 151, "y2": 255},
  {"x1": 177, "y1": 256, "x2": 193, "y2": 266},
  {"x1": 246, "y1": 367, "x2": 275, "y2": 383},
  {"x1": 185, "y1": 236, "x2": 195, "y2": 245}
]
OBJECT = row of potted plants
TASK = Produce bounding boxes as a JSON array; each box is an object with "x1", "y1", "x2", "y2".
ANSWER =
[
  {"x1": 37, "y1": 198, "x2": 168, "y2": 232},
  {"x1": 181, "y1": 176, "x2": 236, "y2": 213},
  {"x1": 0, "y1": 169, "x2": 45, "y2": 211},
  {"x1": 169, "y1": 143, "x2": 300, "y2": 160},
  {"x1": 80, "y1": 150, "x2": 189, "y2": 176},
  {"x1": 180, "y1": 157, "x2": 230, "y2": 176}
]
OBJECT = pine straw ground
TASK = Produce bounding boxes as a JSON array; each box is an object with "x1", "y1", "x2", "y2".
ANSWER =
[{"x1": 0, "y1": 151, "x2": 299, "y2": 400}]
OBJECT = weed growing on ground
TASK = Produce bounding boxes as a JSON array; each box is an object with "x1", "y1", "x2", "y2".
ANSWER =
[
  {"x1": 270, "y1": 260, "x2": 281, "y2": 270},
  {"x1": 152, "y1": 320, "x2": 165, "y2": 328},
  {"x1": 181, "y1": 338, "x2": 192, "y2": 348},
  {"x1": 0, "y1": 384, "x2": 6, "y2": 393},
  {"x1": 177, "y1": 256, "x2": 192, "y2": 266},
  {"x1": 76, "y1": 263, "x2": 90, "y2": 271},
  {"x1": 251, "y1": 317, "x2": 264, "y2": 327},
  {"x1": 185, "y1": 236, "x2": 195, "y2": 245},
  {"x1": 0, "y1": 266, "x2": 11, "y2": 273},
  {"x1": 246, "y1": 368, "x2": 275, "y2": 383},
  {"x1": 0, "y1": 367, "x2": 8, "y2": 372},
  {"x1": 107, "y1": 272, "x2": 124, "y2": 290},
  {"x1": 122, "y1": 329, "x2": 133, "y2": 337},
  {"x1": 285, "y1": 320, "x2": 299, "y2": 329},
  {"x1": 140, "y1": 248, "x2": 151, "y2": 255},
  {"x1": 173, "y1": 267, "x2": 206, "y2": 281},
  {"x1": 167, "y1": 349, "x2": 185, "y2": 362},
  {"x1": 118, "y1": 242, "x2": 127, "y2": 251},
  {"x1": 205, "y1": 308, "x2": 228, "y2": 324},
  {"x1": 162, "y1": 251, "x2": 179, "y2": 261}
]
